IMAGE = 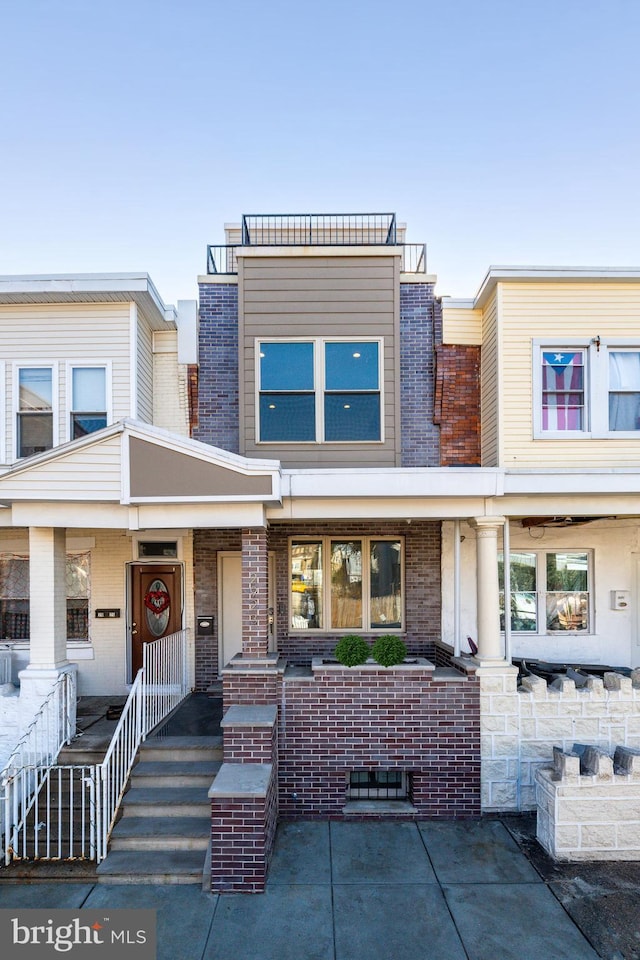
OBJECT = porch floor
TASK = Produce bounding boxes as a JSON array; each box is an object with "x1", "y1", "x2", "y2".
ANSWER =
[{"x1": 69, "y1": 693, "x2": 223, "y2": 756}]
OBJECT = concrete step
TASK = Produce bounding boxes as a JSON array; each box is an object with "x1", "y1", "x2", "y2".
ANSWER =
[
  {"x1": 119, "y1": 787, "x2": 209, "y2": 818},
  {"x1": 96, "y1": 849, "x2": 206, "y2": 885},
  {"x1": 109, "y1": 816, "x2": 210, "y2": 852},
  {"x1": 130, "y1": 760, "x2": 220, "y2": 788},
  {"x1": 139, "y1": 736, "x2": 222, "y2": 763}
]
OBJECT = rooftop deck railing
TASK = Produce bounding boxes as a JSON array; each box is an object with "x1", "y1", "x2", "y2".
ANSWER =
[
  {"x1": 207, "y1": 241, "x2": 427, "y2": 275},
  {"x1": 242, "y1": 213, "x2": 397, "y2": 246}
]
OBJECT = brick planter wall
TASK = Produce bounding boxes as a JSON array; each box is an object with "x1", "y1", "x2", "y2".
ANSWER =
[{"x1": 278, "y1": 661, "x2": 480, "y2": 819}]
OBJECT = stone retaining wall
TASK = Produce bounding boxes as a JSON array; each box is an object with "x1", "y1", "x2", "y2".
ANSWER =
[
  {"x1": 480, "y1": 666, "x2": 640, "y2": 811},
  {"x1": 536, "y1": 744, "x2": 640, "y2": 860}
]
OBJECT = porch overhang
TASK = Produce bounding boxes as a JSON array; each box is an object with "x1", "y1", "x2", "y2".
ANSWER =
[{"x1": 0, "y1": 420, "x2": 282, "y2": 528}]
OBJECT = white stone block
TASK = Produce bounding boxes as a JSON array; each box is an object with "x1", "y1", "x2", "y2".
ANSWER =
[{"x1": 579, "y1": 822, "x2": 618, "y2": 848}]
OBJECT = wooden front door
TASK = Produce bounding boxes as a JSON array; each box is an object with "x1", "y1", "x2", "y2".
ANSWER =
[{"x1": 130, "y1": 564, "x2": 182, "y2": 678}]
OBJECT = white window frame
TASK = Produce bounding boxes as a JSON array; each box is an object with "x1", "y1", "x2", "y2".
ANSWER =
[
  {"x1": 0, "y1": 551, "x2": 91, "y2": 642},
  {"x1": 66, "y1": 362, "x2": 112, "y2": 443},
  {"x1": 13, "y1": 362, "x2": 59, "y2": 460},
  {"x1": 499, "y1": 548, "x2": 593, "y2": 636},
  {"x1": 256, "y1": 337, "x2": 384, "y2": 444},
  {"x1": 534, "y1": 338, "x2": 640, "y2": 439},
  {"x1": 289, "y1": 535, "x2": 404, "y2": 633}
]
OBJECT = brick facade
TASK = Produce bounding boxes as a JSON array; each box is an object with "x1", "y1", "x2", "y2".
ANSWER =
[
  {"x1": 278, "y1": 664, "x2": 480, "y2": 819},
  {"x1": 193, "y1": 529, "x2": 241, "y2": 689},
  {"x1": 195, "y1": 282, "x2": 239, "y2": 453},
  {"x1": 194, "y1": 520, "x2": 441, "y2": 684},
  {"x1": 400, "y1": 282, "x2": 441, "y2": 467},
  {"x1": 241, "y1": 527, "x2": 270, "y2": 657},
  {"x1": 196, "y1": 279, "x2": 444, "y2": 466},
  {"x1": 434, "y1": 344, "x2": 481, "y2": 466}
]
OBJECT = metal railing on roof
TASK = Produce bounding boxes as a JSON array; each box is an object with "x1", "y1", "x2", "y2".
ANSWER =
[
  {"x1": 241, "y1": 213, "x2": 397, "y2": 246},
  {"x1": 206, "y1": 241, "x2": 427, "y2": 275}
]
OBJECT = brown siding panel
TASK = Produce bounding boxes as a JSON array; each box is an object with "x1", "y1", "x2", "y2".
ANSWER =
[{"x1": 240, "y1": 254, "x2": 399, "y2": 467}]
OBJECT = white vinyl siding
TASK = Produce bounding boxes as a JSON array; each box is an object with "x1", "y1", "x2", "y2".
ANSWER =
[
  {"x1": 0, "y1": 433, "x2": 122, "y2": 499},
  {"x1": 0, "y1": 303, "x2": 132, "y2": 463},
  {"x1": 136, "y1": 317, "x2": 154, "y2": 424}
]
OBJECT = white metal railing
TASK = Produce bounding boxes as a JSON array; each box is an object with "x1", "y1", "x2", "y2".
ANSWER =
[
  {"x1": 1, "y1": 671, "x2": 74, "y2": 864},
  {"x1": 0, "y1": 645, "x2": 12, "y2": 685},
  {"x1": 2, "y1": 629, "x2": 189, "y2": 865},
  {"x1": 97, "y1": 628, "x2": 189, "y2": 860}
]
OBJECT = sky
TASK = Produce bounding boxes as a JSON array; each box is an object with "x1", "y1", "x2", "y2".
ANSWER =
[{"x1": 1, "y1": 0, "x2": 639, "y2": 305}]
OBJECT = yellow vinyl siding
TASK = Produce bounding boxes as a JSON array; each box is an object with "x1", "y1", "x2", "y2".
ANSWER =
[
  {"x1": 480, "y1": 291, "x2": 499, "y2": 466},
  {"x1": 240, "y1": 254, "x2": 399, "y2": 467},
  {"x1": 0, "y1": 303, "x2": 131, "y2": 463},
  {"x1": 442, "y1": 306, "x2": 483, "y2": 345},
  {"x1": 500, "y1": 281, "x2": 640, "y2": 467}
]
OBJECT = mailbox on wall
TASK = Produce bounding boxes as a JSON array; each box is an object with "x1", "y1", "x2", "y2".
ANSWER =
[{"x1": 197, "y1": 616, "x2": 214, "y2": 635}]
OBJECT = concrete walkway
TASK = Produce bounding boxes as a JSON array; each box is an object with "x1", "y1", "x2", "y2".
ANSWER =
[{"x1": 0, "y1": 819, "x2": 604, "y2": 960}]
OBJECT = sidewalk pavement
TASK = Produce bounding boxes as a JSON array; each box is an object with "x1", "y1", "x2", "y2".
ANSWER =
[{"x1": 0, "y1": 818, "x2": 631, "y2": 960}]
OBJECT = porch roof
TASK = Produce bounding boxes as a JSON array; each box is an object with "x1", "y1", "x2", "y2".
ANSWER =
[{"x1": 1, "y1": 420, "x2": 640, "y2": 527}]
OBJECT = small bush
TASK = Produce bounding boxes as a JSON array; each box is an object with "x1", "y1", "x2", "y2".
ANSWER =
[
  {"x1": 371, "y1": 634, "x2": 407, "y2": 667},
  {"x1": 334, "y1": 634, "x2": 370, "y2": 667}
]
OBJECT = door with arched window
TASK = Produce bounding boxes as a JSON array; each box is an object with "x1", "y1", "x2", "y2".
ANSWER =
[{"x1": 130, "y1": 564, "x2": 182, "y2": 679}]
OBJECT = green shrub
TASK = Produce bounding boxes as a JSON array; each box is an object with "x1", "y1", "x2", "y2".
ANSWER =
[
  {"x1": 334, "y1": 634, "x2": 370, "y2": 667},
  {"x1": 371, "y1": 634, "x2": 407, "y2": 667}
]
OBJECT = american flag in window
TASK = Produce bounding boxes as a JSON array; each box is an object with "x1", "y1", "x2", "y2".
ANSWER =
[{"x1": 542, "y1": 351, "x2": 585, "y2": 431}]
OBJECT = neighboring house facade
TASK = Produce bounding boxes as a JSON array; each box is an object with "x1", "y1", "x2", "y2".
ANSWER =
[
  {"x1": 442, "y1": 267, "x2": 640, "y2": 671},
  {"x1": 0, "y1": 274, "x2": 201, "y2": 770}
]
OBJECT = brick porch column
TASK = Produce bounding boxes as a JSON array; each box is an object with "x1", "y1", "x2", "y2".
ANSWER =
[
  {"x1": 241, "y1": 526, "x2": 269, "y2": 658},
  {"x1": 470, "y1": 517, "x2": 507, "y2": 663}
]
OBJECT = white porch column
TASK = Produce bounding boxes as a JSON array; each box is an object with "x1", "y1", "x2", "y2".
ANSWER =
[
  {"x1": 24, "y1": 527, "x2": 68, "y2": 671},
  {"x1": 470, "y1": 516, "x2": 507, "y2": 663},
  {"x1": 18, "y1": 527, "x2": 76, "y2": 747}
]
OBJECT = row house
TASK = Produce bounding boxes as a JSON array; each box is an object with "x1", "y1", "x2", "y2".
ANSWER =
[{"x1": 1, "y1": 224, "x2": 640, "y2": 890}]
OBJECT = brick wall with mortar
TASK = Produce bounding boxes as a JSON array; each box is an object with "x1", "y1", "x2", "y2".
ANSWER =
[
  {"x1": 241, "y1": 528, "x2": 270, "y2": 657},
  {"x1": 193, "y1": 529, "x2": 241, "y2": 689},
  {"x1": 270, "y1": 520, "x2": 441, "y2": 665},
  {"x1": 399, "y1": 282, "x2": 441, "y2": 467},
  {"x1": 193, "y1": 521, "x2": 441, "y2": 681},
  {"x1": 278, "y1": 664, "x2": 480, "y2": 819},
  {"x1": 210, "y1": 773, "x2": 278, "y2": 893},
  {"x1": 434, "y1": 344, "x2": 481, "y2": 466},
  {"x1": 195, "y1": 282, "x2": 239, "y2": 453},
  {"x1": 480, "y1": 667, "x2": 640, "y2": 812}
]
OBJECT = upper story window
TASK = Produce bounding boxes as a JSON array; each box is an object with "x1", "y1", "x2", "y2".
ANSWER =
[
  {"x1": 70, "y1": 366, "x2": 107, "y2": 439},
  {"x1": 17, "y1": 366, "x2": 55, "y2": 458},
  {"x1": 258, "y1": 339, "x2": 381, "y2": 443},
  {"x1": 534, "y1": 340, "x2": 640, "y2": 438},
  {"x1": 499, "y1": 549, "x2": 591, "y2": 634}
]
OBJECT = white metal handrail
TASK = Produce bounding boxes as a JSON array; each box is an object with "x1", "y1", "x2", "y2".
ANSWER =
[
  {"x1": 1, "y1": 629, "x2": 189, "y2": 865},
  {"x1": 1, "y1": 671, "x2": 74, "y2": 864},
  {"x1": 97, "y1": 628, "x2": 189, "y2": 861},
  {"x1": 0, "y1": 646, "x2": 11, "y2": 685}
]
